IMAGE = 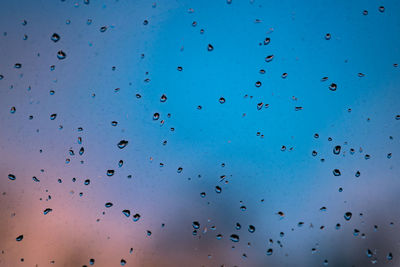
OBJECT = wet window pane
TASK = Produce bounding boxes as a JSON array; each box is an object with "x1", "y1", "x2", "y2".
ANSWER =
[{"x1": 1, "y1": 0, "x2": 400, "y2": 266}]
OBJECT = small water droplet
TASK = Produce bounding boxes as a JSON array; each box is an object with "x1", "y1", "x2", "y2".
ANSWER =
[
  {"x1": 333, "y1": 145, "x2": 341, "y2": 155},
  {"x1": 117, "y1": 140, "x2": 128, "y2": 149},
  {"x1": 84, "y1": 179, "x2": 90, "y2": 185},
  {"x1": 333, "y1": 169, "x2": 341, "y2": 176},
  {"x1": 107, "y1": 170, "x2": 115, "y2": 176},
  {"x1": 325, "y1": 33, "x2": 331, "y2": 40},
  {"x1": 265, "y1": 55, "x2": 274, "y2": 62},
  {"x1": 122, "y1": 210, "x2": 130, "y2": 217},
  {"x1": 105, "y1": 202, "x2": 113, "y2": 208},
  {"x1": 219, "y1": 97, "x2": 225, "y2": 104},
  {"x1": 51, "y1": 33, "x2": 60, "y2": 42},
  {"x1": 100, "y1": 26, "x2": 107, "y2": 32},
  {"x1": 44, "y1": 208, "x2": 53, "y2": 215},
  {"x1": 8, "y1": 174, "x2": 16, "y2": 181},
  {"x1": 230, "y1": 234, "x2": 239, "y2": 242},
  {"x1": 192, "y1": 221, "x2": 200, "y2": 229},
  {"x1": 207, "y1": 44, "x2": 214, "y2": 51},
  {"x1": 50, "y1": 114, "x2": 57, "y2": 120},
  {"x1": 266, "y1": 248, "x2": 273, "y2": 255},
  {"x1": 160, "y1": 94, "x2": 167, "y2": 102},
  {"x1": 329, "y1": 83, "x2": 337, "y2": 91},
  {"x1": 379, "y1": 6, "x2": 385, "y2": 12},
  {"x1": 120, "y1": 259, "x2": 126, "y2": 266},
  {"x1": 344, "y1": 212, "x2": 352, "y2": 221},
  {"x1": 248, "y1": 225, "x2": 255, "y2": 233},
  {"x1": 153, "y1": 113, "x2": 160, "y2": 120},
  {"x1": 133, "y1": 213, "x2": 141, "y2": 222},
  {"x1": 215, "y1": 186, "x2": 222, "y2": 193},
  {"x1": 57, "y1": 50, "x2": 66, "y2": 60}
]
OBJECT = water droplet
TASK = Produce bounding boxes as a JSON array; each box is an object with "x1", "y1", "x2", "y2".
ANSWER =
[
  {"x1": 111, "y1": 121, "x2": 118, "y2": 126},
  {"x1": 153, "y1": 113, "x2": 160, "y2": 120},
  {"x1": 118, "y1": 160, "x2": 124, "y2": 168},
  {"x1": 89, "y1": 259, "x2": 95, "y2": 265},
  {"x1": 266, "y1": 248, "x2": 273, "y2": 255},
  {"x1": 366, "y1": 249, "x2": 373, "y2": 258},
  {"x1": 14, "y1": 63, "x2": 22, "y2": 69},
  {"x1": 379, "y1": 6, "x2": 385, "y2": 12},
  {"x1": 100, "y1": 26, "x2": 107, "y2": 32},
  {"x1": 122, "y1": 210, "x2": 130, "y2": 217},
  {"x1": 255, "y1": 81, "x2": 262, "y2": 87},
  {"x1": 10, "y1": 107, "x2": 16, "y2": 114},
  {"x1": 146, "y1": 230, "x2": 152, "y2": 236},
  {"x1": 355, "y1": 171, "x2": 360, "y2": 177},
  {"x1": 8, "y1": 174, "x2": 16, "y2": 180},
  {"x1": 117, "y1": 140, "x2": 128, "y2": 149},
  {"x1": 120, "y1": 259, "x2": 126, "y2": 266},
  {"x1": 177, "y1": 66, "x2": 183, "y2": 71},
  {"x1": 230, "y1": 234, "x2": 239, "y2": 242},
  {"x1": 207, "y1": 44, "x2": 214, "y2": 51},
  {"x1": 248, "y1": 225, "x2": 255, "y2": 233},
  {"x1": 396, "y1": 115, "x2": 400, "y2": 120},
  {"x1": 51, "y1": 33, "x2": 60, "y2": 42},
  {"x1": 16, "y1": 235, "x2": 23, "y2": 241},
  {"x1": 50, "y1": 114, "x2": 57, "y2": 120},
  {"x1": 216, "y1": 234, "x2": 223, "y2": 240},
  {"x1": 79, "y1": 147, "x2": 84, "y2": 155},
  {"x1": 105, "y1": 202, "x2": 113, "y2": 208},
  {"x1": 363, "y1": 10, "x2": 368, "y2": 15},
  {"x1": 344, "y1": 212, "x2": 352, "y2": 221},
  {"x1": 333, "y1": 169, "x2": 341, "y2": 176},
  {"x1": 43, "y1": 208, "x2": 53, "y2": 215},
  {"x1": 133, "y1": 213, "x2": 141, "y2": 222},
  {"x1": 235, "y1": 223, "x2": 241, "y2": 230},
  {"x1": 215, "y1": 186, "x2": 222, "y2": 193},
  {"x1": 192, "y1": 221, "x2": 200, "y2": 229},
  {"x1": 333, "y1": 145, "x2": 341, "y2": 155},
  {"x1": 57, "y1": 50, "x2": 66, "y2": 60},
  {"x1": 387, "y1": 153, "x2": 392, "y2": 159},
  {"x1": 240, "y1": 205, "x2": 246, "y2": 211},
  {"x1": 329, "y1": 83, "x2": 337, "y2": 91},
  {"x1": 219, "y1": 97, "x2": 225, "y2": 104},
  {"x1": 264, "y1": 37, "x2": 270, "y2": 45},
  {"x1": 265, "y1": 55, "x2": 274, "y2": 62},
  {"x1": 160, "y1": 94, "x2": 167, "y2": 102},
  {"x1": 32, "y1": 176, "x2": 40, "y2": 182},
  {"x1": 200, "y1": 192, "x2": 206, "y2": 198},
  {"x1": 325, "y1": 33, "x2": 331, "y2": 40},
  {"x1": 387, "y1": 252, "x2": 393, "y2": 261},
  {"x1": 107, "y1": 170, "x2": 115, "y2": 176},
  {"x1": 84, "y1": 179, "x2": 90, "y2": 185}
]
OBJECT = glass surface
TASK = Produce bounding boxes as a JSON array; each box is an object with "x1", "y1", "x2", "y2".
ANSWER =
[{"x1": 1, "y1": 0, "x2": 399, "y2": 266}]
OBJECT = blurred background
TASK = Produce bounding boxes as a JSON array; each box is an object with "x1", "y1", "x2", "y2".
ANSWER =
[{"x1": 0, "y1": 0, "x2": 399, "y2": 266}]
